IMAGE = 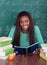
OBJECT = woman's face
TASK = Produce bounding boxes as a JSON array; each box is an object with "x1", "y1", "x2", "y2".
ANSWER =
[{"x1": 20, "y1": 16, "x2": 30, "y2": 33}]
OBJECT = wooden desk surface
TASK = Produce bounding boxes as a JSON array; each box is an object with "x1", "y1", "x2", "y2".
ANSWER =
[{"x1": 0, "y1": 54, "x2": 47, "y2": 65}]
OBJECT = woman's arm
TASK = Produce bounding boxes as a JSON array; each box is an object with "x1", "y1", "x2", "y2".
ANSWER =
[
  {"x1": 8, "y1": 26, "x2": 16, "y2": 38},
  {"x1": 34, "y1": 25, "x2": 44, "y2": 45},
  {"x1": 33, "y1": 25, "x2": 44, "y2": 55}
]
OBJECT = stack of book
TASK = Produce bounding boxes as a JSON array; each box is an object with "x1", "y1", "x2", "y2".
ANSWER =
[
  {"x1": 0, "y1": 37, "x2": 14, "y2": 59},
  {"x1": 40, "y1": 44, "x2": 47, "y2": 61}
]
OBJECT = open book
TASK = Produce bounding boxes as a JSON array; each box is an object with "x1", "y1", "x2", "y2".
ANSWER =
[{"x1": 14, "y1": 42, "x2": 39, "y2": 54}]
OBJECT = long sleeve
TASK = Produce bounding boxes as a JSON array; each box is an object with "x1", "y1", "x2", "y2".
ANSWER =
[
  {"x1": 34, "y1": 25, "x2": 44, "y2": 45},
  {"x1": 8, "y1": 26, "x2": 16, "y2": 39}
]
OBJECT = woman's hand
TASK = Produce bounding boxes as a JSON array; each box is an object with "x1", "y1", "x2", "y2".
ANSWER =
[
  {"x1": 15, "y1": 51, "x2": 19, "y2": 55},
  {"x1": 33, "y1": 48, "x2": 40, "y2": 54}
]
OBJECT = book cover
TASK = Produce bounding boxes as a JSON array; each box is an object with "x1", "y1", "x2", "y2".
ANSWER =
[
  {"x1": 0, "y1": 48, "x2": 14, "y2": 56},
  {"x1": 1, "y1": 44, "x2": 12, "y2": 51},
  {"x1": 14, "y1": 42, "x2": 39, "y2": 54},
  {"x1": 4, "y1": 48, "x2": 14, "y2": 56}
]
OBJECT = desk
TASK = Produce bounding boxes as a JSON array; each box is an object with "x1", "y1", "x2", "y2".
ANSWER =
[{"x1": 0, "y1": 54, "x2": 47, "y2": 65}]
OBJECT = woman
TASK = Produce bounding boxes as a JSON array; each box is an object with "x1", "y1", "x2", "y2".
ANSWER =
[{"x1": 9, "y1": 11, "x2": 44, "y2": 54}]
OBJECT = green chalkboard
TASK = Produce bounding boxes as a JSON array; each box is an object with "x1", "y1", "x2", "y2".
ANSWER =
[{"x1": 0, "y1": 0, "x2": 47, "y2": 43}]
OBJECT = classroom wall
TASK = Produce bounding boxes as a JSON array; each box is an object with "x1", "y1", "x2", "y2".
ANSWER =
[{"x1": 0, "y1": 0, "x2": 47, "y2": 43}]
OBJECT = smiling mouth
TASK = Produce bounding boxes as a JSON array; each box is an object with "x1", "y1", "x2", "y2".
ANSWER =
[
  {"x1": 23, "y1": 25, "x2": 28, "y2": 28},
  {"x1": 24, "y1": 26, "x2": 27, "y2": 27}
]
